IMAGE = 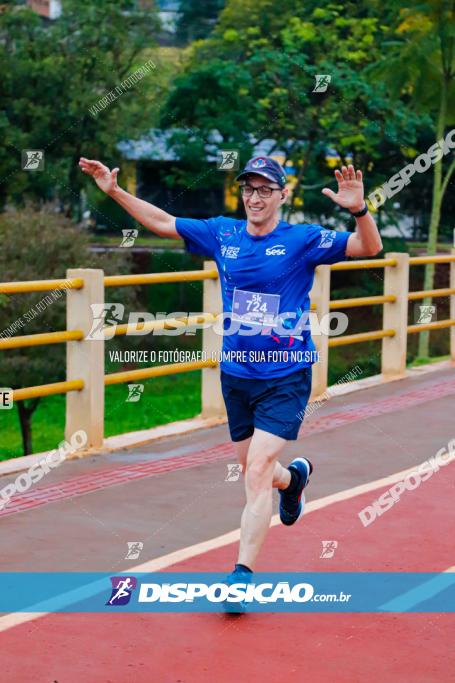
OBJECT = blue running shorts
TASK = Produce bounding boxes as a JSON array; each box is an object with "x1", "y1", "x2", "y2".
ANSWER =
[{"x1": 220, "y1": 367, "x2": 312, "y2": 442}]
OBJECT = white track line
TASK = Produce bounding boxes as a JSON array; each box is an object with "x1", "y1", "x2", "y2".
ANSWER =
[{"x1": 0, "y1": 461, "x2": 450, "y2": 633}]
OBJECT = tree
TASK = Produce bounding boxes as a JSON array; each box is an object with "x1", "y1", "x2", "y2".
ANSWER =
[
  {"x1": 0, "y1": 208, "x2": 137, "y2": 456},
  {"x1": 0, "y1": 0, "x2": 161, "y2": 217},
  {"x1": 161, "y1": 0, "x2": 425, "y2": 221},
  {"x1": 372, "y1": 0, "x2": 455, "y2": 358}
]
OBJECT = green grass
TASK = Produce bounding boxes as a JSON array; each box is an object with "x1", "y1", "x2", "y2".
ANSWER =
[
  {"x1": 0, "y1": 372, "x2": 201, "y2": 461},
  {"x1": 407, "y1": 353, "x2": 450, "y2": 368}
]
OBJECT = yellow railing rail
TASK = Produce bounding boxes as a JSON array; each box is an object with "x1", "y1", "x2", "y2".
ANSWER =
[
  {"x1": 407, "y1": 319, "x2": 455, "y2": 334},
  {"x1": 325, "y1": 288, "x2": 455, "y2": 310},
  {"x1": 330, "y1": 257, "x2": 397, "y2": 270},
  {"x1": 329, "y1": 295, "x2": 396, "y2": 309},
  {"x1": 104, "y1": 270, "x2": 218, "y2": 287},
  {"x1": 409, "y1": 255, "x2": 455, "y2": 265},
  {"x1": 13, "y1": 380, "x2": 84, "y2": 402},
  {"x1": 3, "y1": 257, "x2": 454, "y2": 296},
  {"x1": 329, "y1": 254, "x2": 455, "y2": 272},
  {"x1": 328, "y1": 329, "x2": 395, "y2": 347},
  {"x1": 111, "y1": 313, "x2": 216, "y2": 338},
  {"x1": 0, "y1": 270, "x2": 219, "y2": 296},
  {"x1": 3, "y1": 258, "x2": 454, "y2": 295},
  {"x1": 0, "y1": 330, "x2": 84, "y2": 350},
  {"x1": 105, "y1": 360, "x2": 217, "y2": 386},
  {"x1": 0, "y1": 315, "x2": 218, "y2": 350},
  {"x1": 408, "y1": 287, "x2": 455, "y2": 301},
  {"x1": 0, "y1": 278, "x2": 84, "y2": 295},
  {"x1": 11, "y1": 361, "x2": 217, "y2": 401}
]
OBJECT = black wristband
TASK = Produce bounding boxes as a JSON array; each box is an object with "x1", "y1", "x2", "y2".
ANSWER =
[{"x1": 349, "y1": 204, "x2": 368, "y2": 218}]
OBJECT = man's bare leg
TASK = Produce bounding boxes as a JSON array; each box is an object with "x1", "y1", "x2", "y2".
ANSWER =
[
  {"x1": 236, "y1": 428, "x2": 290, "y2": 570},
  {"x1": 272, "y1": 461, "x2": 292, "y2": 489},
  {"x1": 233, "y1": 436, "x2": 251, "y2": 473},
  {"x1": 234, "y1": 436, "x2": 291, "y2": 490}
]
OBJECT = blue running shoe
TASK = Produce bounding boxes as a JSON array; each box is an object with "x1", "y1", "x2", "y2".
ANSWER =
[
  {"x1": 222, "y1": 568, "x2": 253, "y2": 614},
  {"x1": 279, "y1": 457, "x2": 313, "y2": 526}
]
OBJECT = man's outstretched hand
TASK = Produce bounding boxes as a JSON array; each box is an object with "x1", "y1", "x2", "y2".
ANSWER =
[
  {"x1": 79, "y1": 157, "x2": 119, "y2": 195},
  {"x1": 322, "y1": 165, "x2": 365, "y2": 213}
]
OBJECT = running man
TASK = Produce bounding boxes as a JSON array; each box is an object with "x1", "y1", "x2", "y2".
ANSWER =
[{"x1": 79, "y1": 155, "x2": 382, "y2": 599}]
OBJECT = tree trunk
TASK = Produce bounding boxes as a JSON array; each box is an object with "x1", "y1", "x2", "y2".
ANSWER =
[
  {"x1": 417, "y1": 72, "x2": 447, "y2": 359},
  {"x1": 68, "y1": 151, "x2": 82, "y2": 221},
  {"x1": 16, "y1": 398, "x2": 40, "y2": 456}
]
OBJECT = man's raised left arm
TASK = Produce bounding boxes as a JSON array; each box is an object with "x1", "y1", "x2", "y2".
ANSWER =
[{"x1": 321, "y1": 165, "x2": 383, "y2": 258}]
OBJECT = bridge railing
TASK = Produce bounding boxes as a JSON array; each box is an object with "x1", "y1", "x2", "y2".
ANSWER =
[
  {"x1": 1, "y1": 251, "x2": 454, "y2": 452},
  {"x1": 310, "y1": 251, "x2": 455, "y2": 396}
]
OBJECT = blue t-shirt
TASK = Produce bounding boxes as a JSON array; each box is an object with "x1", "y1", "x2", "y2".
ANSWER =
[{"x1": 175, "y1": 216, "x2": 350, "y2": 379}]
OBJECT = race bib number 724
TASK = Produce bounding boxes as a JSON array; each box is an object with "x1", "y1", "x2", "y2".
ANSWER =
[{"x1": 231, "y1": 288, "x2": 280, "y2": 325}]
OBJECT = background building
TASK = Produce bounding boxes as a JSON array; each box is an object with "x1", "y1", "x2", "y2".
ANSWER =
[{"x1": 27, "y1": 0, "x2": 61, "y2": 20}]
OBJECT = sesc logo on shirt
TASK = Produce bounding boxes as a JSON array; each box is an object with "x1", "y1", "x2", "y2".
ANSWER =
[{"x1": 266, "y1": 244, "x2": 286, "y2": 256}]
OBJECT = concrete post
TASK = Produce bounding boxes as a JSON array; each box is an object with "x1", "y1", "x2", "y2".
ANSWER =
[
  {"x1": 381, "y1": 252, "x2": 410, "y2": 379},
  {"x1": 201, "y1": 261, "x2": 225, "y2": 418},
  {"x1": 65, "y1": 269, "x2": 105, "y2": 448},
  {"x1": 450, "y1": 248, "x2": 455, "y2": 363},
  {"x1": 309, "y1": 264, "x2": 331, "y2": 399}
]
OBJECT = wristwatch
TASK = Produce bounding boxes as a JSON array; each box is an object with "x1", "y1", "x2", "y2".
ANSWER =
[{"x1": 349, "y1": 204, "x2": 369, "y2": 218}]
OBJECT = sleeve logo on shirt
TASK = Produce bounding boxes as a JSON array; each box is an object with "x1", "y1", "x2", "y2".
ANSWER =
[
  {"x1": 221, "y1": 245, "x2": 240, "y2": 259},
  {"x1": 318, "y1": 230, "x2": 337, "y2": 248},
  {"x1": 265, "y1": 244, "x2": 286, "y2": 256}
]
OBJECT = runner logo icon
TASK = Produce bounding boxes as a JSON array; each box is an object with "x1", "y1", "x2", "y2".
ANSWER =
[{"x1": 106, "y1": 576, "x2": 137, "y2": 605}]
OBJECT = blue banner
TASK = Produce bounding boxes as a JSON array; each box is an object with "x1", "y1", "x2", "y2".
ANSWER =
[{"x1": 1, "y1": 572, "x2": 454, "y2": 613}]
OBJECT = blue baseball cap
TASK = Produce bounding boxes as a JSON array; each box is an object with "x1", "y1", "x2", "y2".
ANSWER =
[{"x1": 236, "y1": 156, "x2": 287, "y2": 188}]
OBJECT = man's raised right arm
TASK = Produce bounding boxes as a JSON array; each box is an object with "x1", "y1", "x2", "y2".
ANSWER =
[{"x1": 79, "y1": 157, "x2": 179, "y2": 239}]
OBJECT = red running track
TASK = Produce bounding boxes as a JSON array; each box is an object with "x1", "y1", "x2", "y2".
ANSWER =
[{"x1": 1, "y1": 455, "x2": 454, "y2": 682}]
